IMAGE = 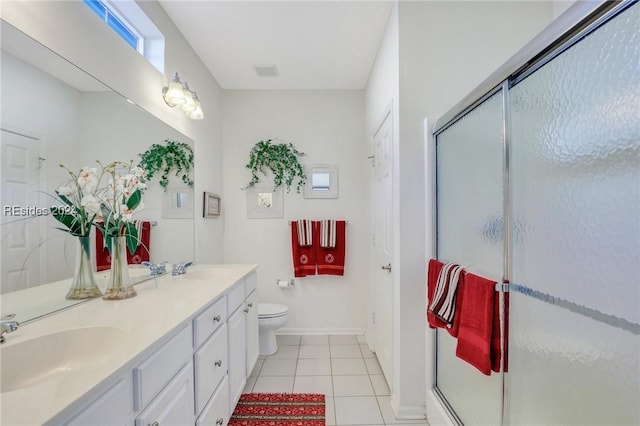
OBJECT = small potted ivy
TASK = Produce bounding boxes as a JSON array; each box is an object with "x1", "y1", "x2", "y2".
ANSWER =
[
  {"x1": 138, "y1": 139, "x2": 194, "y2": 191},
  {"x1": 245, "y1": 139, "x2": 306, "y2": 193}
]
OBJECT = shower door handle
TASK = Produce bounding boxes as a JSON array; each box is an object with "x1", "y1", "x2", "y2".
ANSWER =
[{"x1": 381, "y1": 263, "x2": 392, "y2": 272}]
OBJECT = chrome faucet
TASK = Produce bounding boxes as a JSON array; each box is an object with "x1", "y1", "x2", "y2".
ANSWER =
[
  {"x1": 172, "y1": 261, "x2": 193, "y2": 276},
  {"x1": 142, "y1": 261, "x2": 167, "y2": 277},
  {"x1": 1, "y1": 314, "x2": 19, "y2": 344}
]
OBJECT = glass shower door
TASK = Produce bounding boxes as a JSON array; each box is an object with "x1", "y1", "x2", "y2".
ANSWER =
[
  {"x1": 508, "y1": 2, "x2": 640, "y2": 424},
  {"x1": 435, "y1": 90, "x2": 505, "y2": 425}
]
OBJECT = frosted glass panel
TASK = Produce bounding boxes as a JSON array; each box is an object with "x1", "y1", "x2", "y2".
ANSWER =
[
  {"x1": 435, "y1": 91, "x2": 504, "y2": 425},
  {"x1": 509, "y1": 3, "x2": 640, "y2": 425}
]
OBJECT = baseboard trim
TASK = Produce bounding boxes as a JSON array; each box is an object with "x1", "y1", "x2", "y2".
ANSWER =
[
  {"x1": 390, "y1": 398, "x2": 426, "y2": 420},
  {"x1": 426, "y1": 389, "x2": 455, "y2": 426},
  {"x1": 277, "y1": 327, "x2": 366, "y2": 336}
]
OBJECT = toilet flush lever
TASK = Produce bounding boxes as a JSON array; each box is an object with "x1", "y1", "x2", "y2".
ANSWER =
[{"x1": 381, "y1": 263, "x2": 392, "y2": 272}]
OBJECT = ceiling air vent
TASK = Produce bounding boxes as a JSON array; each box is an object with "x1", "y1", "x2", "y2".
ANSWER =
[{"x1": 254, "y1": 65, "x2": 279, "y2": 77}]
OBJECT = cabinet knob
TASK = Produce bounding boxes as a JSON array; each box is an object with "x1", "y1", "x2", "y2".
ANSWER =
[
  {"x1": 216, "y1": 418, "x2": 224, "y2": 425},
  {"x1": 243, "y1": 308, "x2": 249, "y2": 313},
  {"x1": 247, "y1": 302, "x2": 253, "y2": 308},
  {"x1": 214, "y1": 360, "x2": 222, "y2": 367},
  {"x1": 213, "y1": 315, "x2": 221, "y2": 322},
  {"x1": 149, "y1": 422, "x2": 159, "y2": 426}
]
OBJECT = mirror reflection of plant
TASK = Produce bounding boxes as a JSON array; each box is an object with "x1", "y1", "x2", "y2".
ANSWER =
[
  {"x1": 245, "y1": 139, "x2": 306, "y2": 193},
  {"x1": 93, "y1": 161, "x2": 147, "y2": 255},
  {"x1": 138, "y1": 139, "x2": 194, "y2": 191},
  {"x1": 50, "y1": 164, "x2": 106, "y2": 237}
]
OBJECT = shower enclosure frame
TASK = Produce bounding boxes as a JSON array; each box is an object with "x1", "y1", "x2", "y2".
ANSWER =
[{"x1": 429, "y1": 0, "x2": 639, "y2": 424}]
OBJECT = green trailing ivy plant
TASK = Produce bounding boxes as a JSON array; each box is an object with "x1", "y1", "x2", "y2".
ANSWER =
[
  {"x1": 245, "y1": 139, "x2": 306, "y2": 193},
  {"x1": 137, "y1": 139, "x2": 194, "y2": 191}
]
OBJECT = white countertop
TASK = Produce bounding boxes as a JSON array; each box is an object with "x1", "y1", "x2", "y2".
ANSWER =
[{"x1": 0, "y1": 264, "x2": 258, "y2": 426}]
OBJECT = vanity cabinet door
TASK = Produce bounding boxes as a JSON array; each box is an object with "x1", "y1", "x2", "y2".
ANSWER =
[
  {"x1": 245, "y1": 290, "x2": 259, "y2": 377},
  {"x1": 134, "y1": 362, "x2": 195, "y2": 426},
  {"x1": 227, "y1": 305, "x2": 247, "y2": 411},
  {"x1": 195, "y1": 323, "x2": 228, "y2": 415},
  {"x1": 64, "y1": 375, "x2": 133, "y2": 426},
  {"x1": 197, "y1": 376, "x2": 230, "y2": 426}
]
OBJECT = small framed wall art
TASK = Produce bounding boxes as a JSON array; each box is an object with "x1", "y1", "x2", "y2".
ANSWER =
[
  {"x1": 162, "y1": 186, "x2": 194, "y2": 219},
  {"x1": 203, "y1": 192, "x2": 221, "y2": 218},
  {"x1": 246, "y1": 186, "x2": 284, "y2": 219}
]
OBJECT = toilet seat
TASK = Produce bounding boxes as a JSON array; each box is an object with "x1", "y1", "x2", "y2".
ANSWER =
[{"x1": 258, "y1": 303, "x2": 288, "y2": 319}]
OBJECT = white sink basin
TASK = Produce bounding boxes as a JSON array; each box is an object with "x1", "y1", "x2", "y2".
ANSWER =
[{"x1": 0, "y1": 326, "x2": 127, "y2": 393}]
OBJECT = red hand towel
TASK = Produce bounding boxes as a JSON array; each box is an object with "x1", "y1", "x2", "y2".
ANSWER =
[
  {"x1": 127, "y1": 221, "x2": 151, "y2": 265},
  {"x1": 427, "y1": 259, "x2": 464, "y2": 337},
  {"x1": 316, "y1": 220, "x2": 346, "y2": 275},
  {"x1": 455, "y1": 272, "x2": 501, "y2": 375},
  {"x1": 291, "y1": 221, "x2": 317, "y2": 277},
  {"x1": 95, "y1": 221, "x2": 151, "y2": 271},
  {"x1": 95, "y1": 226, "x2": 110, "y2": 272}
]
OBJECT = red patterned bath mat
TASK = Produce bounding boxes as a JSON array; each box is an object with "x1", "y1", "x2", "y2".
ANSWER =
[{"x1": 229, "y1": 393, "x2": 325, "y2": 425}]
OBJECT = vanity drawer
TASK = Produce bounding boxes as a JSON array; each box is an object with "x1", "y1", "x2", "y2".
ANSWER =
[
  {"x1": 133, "y1": 323, "x2": 192, "y2": 410},
  {"x1": 194, "y1": 323, "x2": 228, "y2": 415},
  {"x1": 227, "y1": 281, "x2": 245, "y2": 314},
  {"x1": 196, "y1": 376, "x2": 229, "y2": 426},
  {"x1": 244, "y1": 271, "x2": 257, "y2": 297},
  {"x1": 194, "y1": 295, "x2": 227, "y2": 349},
  {"x1": 135, "y1": 361, "x2": 195, "y2": 426}
]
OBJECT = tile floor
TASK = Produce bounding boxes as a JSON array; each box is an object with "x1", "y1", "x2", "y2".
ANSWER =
[{"x1": 242, "y1": 334, "x2": 429, "y2": 426}]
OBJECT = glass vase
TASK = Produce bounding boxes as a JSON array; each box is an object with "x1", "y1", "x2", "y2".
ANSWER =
[
  {"x1": 103, "y1": 236, "x2": 137, "y2": 300},
  {"x1": 66, "y1": 236, "x2": 102, "y2": 300}
]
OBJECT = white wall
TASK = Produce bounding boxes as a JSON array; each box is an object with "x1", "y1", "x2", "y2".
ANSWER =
[
  {"x1": 222, "y1": 90, "x2": 369, "y2": 334},
  {"x1": 0, "y1": 0, "x2": 224, "y2": 264},
  {"x1": 365, "y1": 0, "x2": 555, "y2": 419}
]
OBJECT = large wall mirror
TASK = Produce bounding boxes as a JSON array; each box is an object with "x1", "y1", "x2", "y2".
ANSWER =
[{"x1": 0, "y1": 21, "x2": 195, "y2": 323}]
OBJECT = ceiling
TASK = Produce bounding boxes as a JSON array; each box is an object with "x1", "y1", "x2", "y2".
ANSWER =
[{"x1": 159, "y1": 1, "x2": 394, "y2": 90}]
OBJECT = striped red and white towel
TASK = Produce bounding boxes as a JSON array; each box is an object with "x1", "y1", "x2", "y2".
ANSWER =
[
  {"x1": 428, "y1": 262, "x2": 464, "y2": 325},
  {"x1": 296, "y1": 219, "x2": 313, "y2": 247},
  {"x1": 320, "y1": 220, "x2": 337, "y2": 248}
]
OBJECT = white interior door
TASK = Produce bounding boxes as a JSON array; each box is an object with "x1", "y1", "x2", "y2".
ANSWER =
[
  {"x1": 1, "y1": 129, "x2": 43, "y2": 293},
  {"x1": 371, "y1": 109, "x2": 394, "y2": 386}
]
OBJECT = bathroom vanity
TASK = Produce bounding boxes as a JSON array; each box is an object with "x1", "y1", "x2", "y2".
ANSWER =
[{"x1": 0, "y1": 264, "x2": 258, "y2": 426}]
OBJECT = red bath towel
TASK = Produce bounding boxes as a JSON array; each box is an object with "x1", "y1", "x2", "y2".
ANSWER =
[
  {"x1": 455, "y1": 272, "x2": 502, "y2": 375},
  {"x1": 427, "y1": 259, "x2": 464, "y2": 337},
  {"x1": 127, "y1": 221, "x2": 151, "y2": 265},
  {"x1": 316, "y1": 220, "x2": 346, "y2": 276},
  {"x1": 95, "y1": 221, "x2": 151, "y2": 271},
  {"x1": 291, "y1": 220, "x2": 317, "y2": 277}
]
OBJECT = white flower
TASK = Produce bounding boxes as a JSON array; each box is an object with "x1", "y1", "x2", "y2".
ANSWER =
[
  {"x1": 77, "y1": 167, "x2": 98, "y2": 192},
  {"x1": 57, "y1": 186, "x2": 75, "y2": 198},
  {"x1": 133, "y1": 166, "x2": 146, "y2": 178},
  {"x1": 80, "y1": 194, "x2": 101, "y2": 216},
  {"x1": 120, "y1": 204, "x2": 133, "y2": 222}
]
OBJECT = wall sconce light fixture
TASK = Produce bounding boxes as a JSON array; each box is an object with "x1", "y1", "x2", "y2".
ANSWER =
[{"x1": 162, "y1": 72, "x2": 204, "y2": 120}]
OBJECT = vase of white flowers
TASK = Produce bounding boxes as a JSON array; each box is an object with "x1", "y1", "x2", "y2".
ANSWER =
[
  {"x1": 52, "y1": 165, "x2": 103, "y2": 300},
  {"x1": 96, "y1": 161, "x2": 147, "y2": 300}
]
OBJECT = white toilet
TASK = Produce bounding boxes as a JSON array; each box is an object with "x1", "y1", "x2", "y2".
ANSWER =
[{"x1": 258, "y1": 303, "x2": 289, "y2": 356}]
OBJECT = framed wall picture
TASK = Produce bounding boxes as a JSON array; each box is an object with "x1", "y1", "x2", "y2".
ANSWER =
[
  {"x1": 303, "y1": 164, "x2": 338, "y2": 199},
  {"x1": 247, "y1": 186, "x2": 284, "y2": 219},
  {"x1": 203, "y1": 192, "x2": 221, "y2": 218}
]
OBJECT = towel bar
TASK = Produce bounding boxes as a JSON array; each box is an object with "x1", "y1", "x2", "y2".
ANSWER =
[{"x1": 287, "y1": 220, "x2": 348, "y2": 224}]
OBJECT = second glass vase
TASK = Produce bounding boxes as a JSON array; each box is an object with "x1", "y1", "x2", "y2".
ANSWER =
[{"x1": 103, "y1": 236, "x2": 137, "y2": 300}]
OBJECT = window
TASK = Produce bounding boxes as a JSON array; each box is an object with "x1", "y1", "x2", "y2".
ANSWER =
[
  {"x1": 83, "y1": 0, "x2": 165, "y2": 73},
  {"x1": 84, "y1": 0, "x2": 141, "y2": 52}
]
